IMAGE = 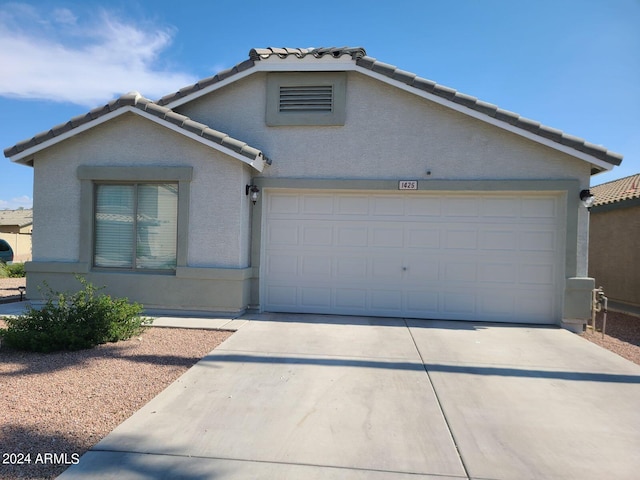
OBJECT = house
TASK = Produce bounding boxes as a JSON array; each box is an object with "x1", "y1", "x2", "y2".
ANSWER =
[
  {"x1": 3, "y1": 47, "x2": 623, "y2": 331},
  {"x1": 589, "y1": 174, "x2": 640, "y2": 310},
  {"x1": 0, "y1": 208, "x2": 33, "y2": 262}
]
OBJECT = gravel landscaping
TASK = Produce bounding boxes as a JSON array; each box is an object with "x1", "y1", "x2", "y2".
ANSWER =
[
  {"x1": 1, "y1": 277, "x2": 639, "y2": 479},
  {"x1": 0, "y1": 278, "x2": 232, "y2": 479}
]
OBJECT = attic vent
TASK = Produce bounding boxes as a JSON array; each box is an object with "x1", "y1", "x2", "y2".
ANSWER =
[
  {"x1": 267, "y1": 72, "x2": 346, "y2": 126},
  {"x1": 279, "y1": 85, "x2": 333, "y2": 113}
]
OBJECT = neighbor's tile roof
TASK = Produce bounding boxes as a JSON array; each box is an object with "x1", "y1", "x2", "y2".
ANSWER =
[
  {"x1": 3, "y1": 92, "x2": 269, "y2": 165},
  {"x1": 156, "y1": 46, "x2": 622, "y2": 168},
  {"x1": 591, "y1": 173, "x2": 640, "y2": 207},
  {"x1": 0, "y1": 208, "x2": 33, "y2": 227}
]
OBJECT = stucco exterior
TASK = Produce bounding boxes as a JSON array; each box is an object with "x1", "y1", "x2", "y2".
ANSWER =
[
  {"x1": 589, "y1": 204, "x2": 640, "y2": 308},
  {"x1": 5, "y1": 48, "x2": 617, "y2": 325}
]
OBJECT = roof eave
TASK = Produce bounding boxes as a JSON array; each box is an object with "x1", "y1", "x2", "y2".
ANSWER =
[
  {"x1": 6, "y1": 107, "x2": 266, "y2": 172},
  {"x1": 355, "y1": 67, "x2": 620, "y2": 172}
]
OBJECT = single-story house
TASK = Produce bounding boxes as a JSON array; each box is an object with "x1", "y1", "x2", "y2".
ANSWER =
[
  {"x1": 3, "y1": 47, "x2": 623, "y2": 330},
  {"x1": 0, "y1": 208, "x2": 33, "y2": 262},
  {"x1": 589, "y1": 173, "x2": 640, "y2": 310}
]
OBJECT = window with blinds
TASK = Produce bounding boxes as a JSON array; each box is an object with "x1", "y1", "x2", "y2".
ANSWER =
[{"x1": 94, "y1": 183, "x2": 178, "y2": 271}]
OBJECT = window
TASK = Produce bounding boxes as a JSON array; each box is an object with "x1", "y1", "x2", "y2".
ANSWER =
[
  {"x1": 94, "y1": 183, "x2": 178, "y2": 271},
  {"x1": 266, "y1": 72, "x2": 346, "y2": 126}
]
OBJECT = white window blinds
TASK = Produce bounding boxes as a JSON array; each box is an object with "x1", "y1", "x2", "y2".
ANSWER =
[{"x1": 94, "y1": 183, "x2": 178, "y2": 270}]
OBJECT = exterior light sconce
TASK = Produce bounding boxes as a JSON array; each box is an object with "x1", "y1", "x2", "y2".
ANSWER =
[
  {"x1": 579, "y1": 189, "x2": 594, "y2": 209},
  {"x1": 246, "y1": 184, "x2": 260, "y2": 205}
]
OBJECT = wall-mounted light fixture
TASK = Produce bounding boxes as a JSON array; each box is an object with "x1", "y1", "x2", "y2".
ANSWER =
[
  {"x1": 579, "y1": 189, "x2": 594, "y2": 209},
  {"x1": 246, "y1": 184, "x2": 260, "y2": 205}
]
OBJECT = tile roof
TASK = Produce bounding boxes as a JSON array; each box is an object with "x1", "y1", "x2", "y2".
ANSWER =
[
  {"x1": 4, "y1": 46, "x2": 622, "y2": 171},
  {"x1": 156, "y1": 47, "x2": 622, "y2": 169},
  {"x1": 3, "y1": 92, "x2": 270, "y2": 167},
  {"x1": 591, "y1": 173, "x2": 640, "y2": 207},
  {"x1": 0, "y1": 208, "x2": 33, "y2": 227}
]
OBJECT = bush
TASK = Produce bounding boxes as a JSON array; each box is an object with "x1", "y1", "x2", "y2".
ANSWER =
[
  {"x1": 0, "y1": 277, "x2": 148, "y2": 352},
  {"x1": 3, "y1": 262, "x2": 26, "y2": 278}
]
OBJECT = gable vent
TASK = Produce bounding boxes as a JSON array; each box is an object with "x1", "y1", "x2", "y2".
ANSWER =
[{"x1": 279, "y1": 85, "x2": 333, "y2": 113}]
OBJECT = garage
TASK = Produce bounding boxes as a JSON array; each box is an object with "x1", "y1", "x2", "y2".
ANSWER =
[{"x1": 262, "y1": 190, "x2": 565, "y2": 323}]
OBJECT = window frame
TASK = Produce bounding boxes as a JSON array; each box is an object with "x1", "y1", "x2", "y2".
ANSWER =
[
  {"x1": 77, "y1": 166, "x2": 192, "y2": 274},
  {"x1": 93, "y1": 182, "x2": 179, "y2": 272}
]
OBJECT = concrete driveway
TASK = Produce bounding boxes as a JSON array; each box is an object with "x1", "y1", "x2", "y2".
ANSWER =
[{"x1": 59, "y1": 314, "x2": 640, "y2": 479}]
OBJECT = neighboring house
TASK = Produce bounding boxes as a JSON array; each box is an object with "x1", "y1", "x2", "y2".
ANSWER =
[
  {"x1": 3, "y1": 47, "x2": 623, "y2": 331},
  {"x1": 0, "y1": 208, "x2": 33, "y2": 262},
  {"x1": 589, "y1": 174, "x2": 640, "y2": 310}
]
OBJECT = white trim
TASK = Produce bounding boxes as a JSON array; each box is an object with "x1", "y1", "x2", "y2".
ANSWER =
[{"x1": 8, "y1": 107, "x2": 265, "y2": 172}]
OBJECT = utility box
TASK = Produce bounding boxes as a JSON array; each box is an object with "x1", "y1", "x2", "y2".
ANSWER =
[{"x1": 562, "y1": 277, "x2": 596, "y2": 332}]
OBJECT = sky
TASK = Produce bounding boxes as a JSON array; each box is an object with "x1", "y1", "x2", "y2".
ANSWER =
[{"x1": 0, "y1": 0, "x2": 638, "y2": 210}]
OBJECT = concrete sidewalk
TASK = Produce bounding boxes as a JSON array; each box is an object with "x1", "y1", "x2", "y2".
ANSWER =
[{"x1": 55, "y1": 313, "x2": 640, "y2": 479}]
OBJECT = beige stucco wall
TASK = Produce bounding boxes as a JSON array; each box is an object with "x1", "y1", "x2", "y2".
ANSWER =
[
  {"x1": 179, "y1": 71, "x2": 592, "y2": 276},
  {"x1": 31, "y1": 113, "x2": 252, "y2": 268},
  {"x1": 0, "y1": 231, "x2": 31, "y2": 262},
  {"x1": 24, "y1": 68, "x2": 597, "y2": 315},
  {"x1": 589, "y1": 205, "x2": 640, "y2": 307}
]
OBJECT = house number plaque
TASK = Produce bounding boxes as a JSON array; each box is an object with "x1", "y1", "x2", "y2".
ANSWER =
[{"x1": 398, "y1": 180, "x2": 418, "y2": 190}]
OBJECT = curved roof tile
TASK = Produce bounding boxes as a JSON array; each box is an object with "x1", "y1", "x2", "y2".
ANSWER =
[
  {"x1": 592, "y1": 173, "x2": 640, "y2": 207},
  {"x1": 5, "y1": 46, "x2": 622, "y2": 171},
  {"x1": 3, "y1": 92, "x2": 270, "y2": 167}
]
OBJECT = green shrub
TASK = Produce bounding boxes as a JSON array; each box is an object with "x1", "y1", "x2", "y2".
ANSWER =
[
  {"x1": 4, "y1": 262, "x2": 25, "y2": 278},
  {"x1": 0, "y1": 277, "x2": 148, "y2": 352}
]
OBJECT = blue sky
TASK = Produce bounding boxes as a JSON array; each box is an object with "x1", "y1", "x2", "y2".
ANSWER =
[{"x1": 1, "y1": 0, "x2": 638, "y2": 209}]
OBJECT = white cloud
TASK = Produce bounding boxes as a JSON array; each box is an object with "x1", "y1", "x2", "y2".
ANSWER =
[
  {"x1": 0, "y1": 196, "x2": 33, "y2": 210},
  {"x1": 0, "y1": 4, "x2": 197, "y2": 106}
]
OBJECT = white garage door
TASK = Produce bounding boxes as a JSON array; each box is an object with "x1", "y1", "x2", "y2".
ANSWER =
[{"x1": 262, "y1": 191, "x2": 564, "y2": 323}]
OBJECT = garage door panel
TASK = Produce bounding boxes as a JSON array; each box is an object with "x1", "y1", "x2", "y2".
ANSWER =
[
  {"x1": 478, "y1": 263, "x2": 517, "y2": 283},
  {"x1": 444, "y1": 261, "x2": 477, "y2": 283},
  {"x1": 301, "y1": 287, "x2": 331, "y2": 307},
  {"x1": 407, "y1": 228, "x2": 441, "y2": 249},
  {"x1": 372, "y1": 227, "x2": 403, "y2": 247},
  {"x1": 520, "y1": 230, "x2": 557, "y2": 251},
  {"x1": 302, "y1": 195, "x2": 334, "y2": 214},
  {"x1": 443, "y1": 291, "x2": 476, "y2": 314},
  {"x1": 406, "y1": 291, "x2": 439, "y2": 313},
  {"x1": 301, "y1": 256, "x2": 332, "y2": 277},
  {"x1": 268, "y1": 222, "x2": 299, "y2": 246},
  {"x1": 519, "y1": 264, "x2": 555, "y2": 285},
  {"x1": 336, "y1": 195, "x2": 369, "y2": 214},
  {"x1": 372, "y1": 257, "x2": 403, "y2": 280},
  {"x1": 445, "y1": 229, "x2": 478, "y2": 249},
  {"x1": 263, "y1": 191, "x2": 563, "y2": 324},
  {"x1": 267, "y1": 254, "x2": 298, "y2": 275},
  {"x1": 336, "y1": 289, "x2": 367, "y2": 309},
  {"x1": 406, "y1": 196, "x2": 442, "y2": 216},
  {"x1": 371, "y1": 289, "x2": 403, "y2": 311},
  {"x1": 266, "y1": 286, "x2": 298, "y2": 307},
  {"x1": 444, "y1": 197, "x2": 480, "y2": 217},
  {"x1": 336, "y1": 257, "x2": 368, "y2": 279},
  {"x1": 479, "y1": 230, "x2": 517, "y2": 250},
  {"x1": 337, "y1": 226, "x2": 368, "y2": 246},
  {"x1": 302, "y1": 225, "x2": 333, "y2": 246},
  {"x1": 480, "y1": 197, "x2": 519, "y2": 217},
  {"x1": 269, "y1": 194, "x2": 300, "y2": 214},
  {"x1": 373, "y1": 196, "x2": 404, "y2": 216}
]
